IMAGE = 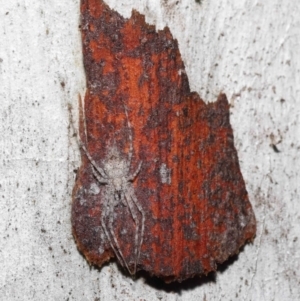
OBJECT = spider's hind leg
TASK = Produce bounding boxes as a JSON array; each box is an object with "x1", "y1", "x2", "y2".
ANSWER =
[
  {"x1": 125, "y1": 186, "x2": 145, "y2": 275},
  {"x1": 107, "y1": 195, "x2": 133, "y2": 275}
]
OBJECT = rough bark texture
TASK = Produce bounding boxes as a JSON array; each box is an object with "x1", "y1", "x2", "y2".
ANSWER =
[{"x1": 72, "y1": 0, "x2": 256, "y2": 282}]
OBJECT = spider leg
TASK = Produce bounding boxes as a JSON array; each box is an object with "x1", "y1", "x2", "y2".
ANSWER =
[
  {"x1": 129, "y1": 161, "x2": 142, "y2": 181},
  {"x1": 91, "y1": 166, "x2": 108, "y2": 184},
  {"x1": 100, "y1": 193, "x2": 125, "y2": 270},
  {"x1": 107, "y1": 194, "x2": 133, "y2": 274},
  {"x1": 123, "y1": 105, "x2": 134, "y2": 171},
  {"x1": 124, "y1": 185, "x2": 145, "y2": 274},
  {"x1": 80, "y1": 142, "x2": 108, "y2": 179}
]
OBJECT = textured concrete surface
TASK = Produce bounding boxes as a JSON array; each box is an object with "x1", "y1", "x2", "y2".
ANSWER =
[{"x1": 0, "y1": 0, "x2": 299, "y2": 300}]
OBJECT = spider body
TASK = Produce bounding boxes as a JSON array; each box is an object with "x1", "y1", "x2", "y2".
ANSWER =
[{"x1": 81, "y1": 143, "x2": 144, "y2": 275}]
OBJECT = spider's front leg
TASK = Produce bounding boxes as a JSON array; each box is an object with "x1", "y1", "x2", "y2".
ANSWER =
[
  {"x1": 129, "y1": 161, "x2": 142, "y2": 181},
  {"x1": 80, "y1": 142, "x2": 108, "y2": 180},
  {"x1": 91, "y1": 166, "x2": 108, "y2": 185}
]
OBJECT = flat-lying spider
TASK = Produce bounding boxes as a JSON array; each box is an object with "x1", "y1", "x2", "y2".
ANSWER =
[{"x1": 81, "y1": 142, "x2": 144, "y2": 275}]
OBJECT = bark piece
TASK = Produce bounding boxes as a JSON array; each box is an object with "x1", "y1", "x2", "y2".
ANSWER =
[{"x1": 72, "y1": 0, "x2": 256, "y2": 282}]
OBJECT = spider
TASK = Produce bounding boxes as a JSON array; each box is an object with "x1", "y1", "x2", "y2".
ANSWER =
[{"x1": 81, "y1": 141, "x2": 145, "y2": 275}]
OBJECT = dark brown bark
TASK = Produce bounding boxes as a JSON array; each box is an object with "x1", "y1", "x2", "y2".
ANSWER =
[{"x1": 72, "y1": 0, "x2": 256, "y2": 282}]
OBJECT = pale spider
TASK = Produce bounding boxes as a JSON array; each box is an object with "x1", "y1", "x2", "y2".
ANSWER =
[{"x1": 80, "y1": 140, "x2": 145, "y2": 275}]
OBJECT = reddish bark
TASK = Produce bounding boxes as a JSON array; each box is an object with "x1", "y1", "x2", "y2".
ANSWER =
[{"x1": 72, "y1": 0, "x2": 256, "y2": 282}]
